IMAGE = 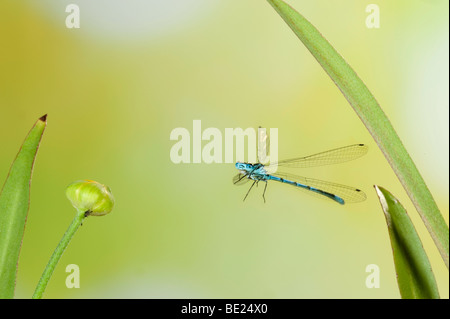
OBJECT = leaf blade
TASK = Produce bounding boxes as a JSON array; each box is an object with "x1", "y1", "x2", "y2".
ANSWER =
[
  {"x1": 375, "y1": 185, "x2": 439, "y2": 299},
  {"x1": 0, "y1": 115, "x2": 47, "y2": 298}
]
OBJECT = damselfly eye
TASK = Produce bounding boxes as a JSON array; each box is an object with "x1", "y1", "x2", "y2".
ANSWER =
[{"x1": 235, "y1": 163, "x2": 246, "y2": 170}]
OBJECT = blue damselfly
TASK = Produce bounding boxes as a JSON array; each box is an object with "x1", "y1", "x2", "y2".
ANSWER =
[{"x1": 233, "y1": 144, "x2": 368, "y2": 204}]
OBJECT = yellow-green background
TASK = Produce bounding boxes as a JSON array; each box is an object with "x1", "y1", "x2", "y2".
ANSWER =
[{"x1": 0, "y1": 0, "x2": 448, "y2": 298}]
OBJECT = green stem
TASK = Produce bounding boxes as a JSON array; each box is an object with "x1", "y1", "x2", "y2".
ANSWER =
[{"x1": 32, "y1": 210, "x2": 86, "y2": 299}]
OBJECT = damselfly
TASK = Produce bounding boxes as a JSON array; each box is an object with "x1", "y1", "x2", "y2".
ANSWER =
[{"x1": 233, "y1": 144, "x2": 368, "y2": 204}]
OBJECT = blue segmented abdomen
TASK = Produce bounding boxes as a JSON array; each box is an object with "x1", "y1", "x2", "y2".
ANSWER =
[{"x1": 268, "y1": 175, "x2": 345, "y2": 205}]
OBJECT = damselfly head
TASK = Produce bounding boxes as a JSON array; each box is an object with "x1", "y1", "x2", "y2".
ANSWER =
[{"x1": 235, "y1": 162, "x2": 248, "y2": 170}]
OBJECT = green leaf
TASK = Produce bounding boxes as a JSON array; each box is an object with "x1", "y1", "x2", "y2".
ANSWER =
[
  {"x1": 266, "y1": 0, "x2": 449, "y2": 268},
  {"x1": 0, "y1": 115, "x2": 47, "y2": 298},
  {"x1": 374, "y1": 185, "x2": 440, "y2": 299}
]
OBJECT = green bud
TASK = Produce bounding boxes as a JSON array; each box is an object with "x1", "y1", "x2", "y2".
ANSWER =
[{"x1": 66, "y1": 180, "x2": 115, "y2": 216}]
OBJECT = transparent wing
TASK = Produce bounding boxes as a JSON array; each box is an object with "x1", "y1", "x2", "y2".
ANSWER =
[
  {"x1": 233, "y1": 173, "x2": 251, "y2": 185},
  {"x1": 258, "y1": 126, "x2": 270, "y2": 164},
  {"x1": 271, "y1": 172, "x2": 367, "y2": 204},
  {"x1": 266, "y1": 144, "x2": 368, "y2": 168}
]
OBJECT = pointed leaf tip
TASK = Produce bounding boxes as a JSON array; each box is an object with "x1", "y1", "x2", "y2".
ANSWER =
[
  {"x1": 0, "y1": 117, "x2": 47, "y2": 298},
  {"x1": 374, "y1": 185, "x2": 440, "y2": 299}
]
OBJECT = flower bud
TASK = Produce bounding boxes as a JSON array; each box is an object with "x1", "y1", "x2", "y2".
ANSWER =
[{"x1": 66, "y1": 180, "x2": 115, "y2": 216}]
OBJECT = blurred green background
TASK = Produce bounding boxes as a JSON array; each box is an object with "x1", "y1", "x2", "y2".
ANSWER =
[{"x1": 0, "y1": 0, "x2": 448, "y2": 298}]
